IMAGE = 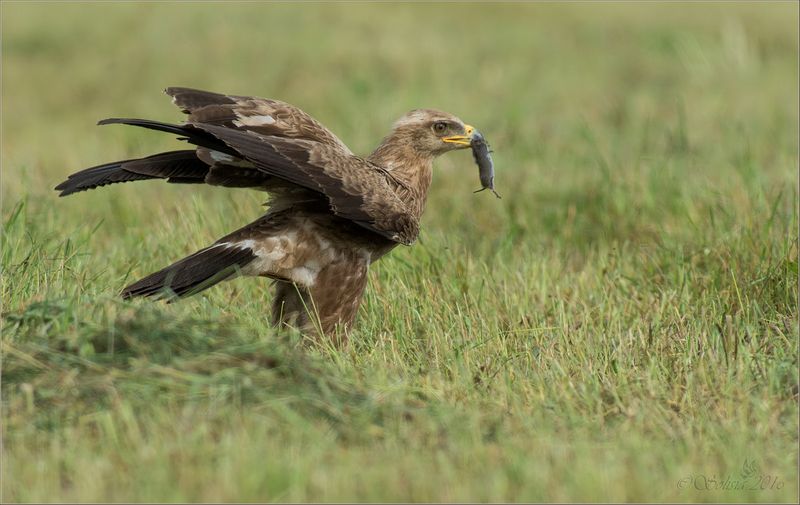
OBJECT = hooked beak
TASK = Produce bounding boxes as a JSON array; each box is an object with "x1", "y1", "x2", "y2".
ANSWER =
[{"x1": 443, "y1": 124, "x2": 475, "y2": 147}]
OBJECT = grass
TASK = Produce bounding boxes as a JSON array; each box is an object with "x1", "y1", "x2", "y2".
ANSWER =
[{"x1": 1, "y1": 1, "x2": 798, "y2": 502}]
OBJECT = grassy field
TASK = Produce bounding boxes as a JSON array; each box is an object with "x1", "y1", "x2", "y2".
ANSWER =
[{"x1": 2, "y1": 2, "x2": 798, "y2": 502}]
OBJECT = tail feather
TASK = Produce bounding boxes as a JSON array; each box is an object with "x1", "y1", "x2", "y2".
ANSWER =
[
  {"x1": 55, "y1": 150, "x2": 209, "y2": 196},
  {"x1": 121, "y1": 244, "x2": 257, "y2": 300}
]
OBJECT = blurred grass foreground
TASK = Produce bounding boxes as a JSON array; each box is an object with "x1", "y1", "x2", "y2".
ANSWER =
[{"x1": 2, "y1": 2, "x2": 798, "y2": 502}]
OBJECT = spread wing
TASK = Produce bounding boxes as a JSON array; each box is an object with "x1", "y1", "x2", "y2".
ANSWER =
[
  {"x1": 163, "y1": 88, "x2": 418, "y2": 244},
  {"x1": 191, "y1": 123, "x2": 418, "y2": 245},
  {"x1": 56, "y1": 87, "x2": 418, "y2": 244},
  {"x1": 166, "y1": 87, "x2": 352, "y2": 152}
]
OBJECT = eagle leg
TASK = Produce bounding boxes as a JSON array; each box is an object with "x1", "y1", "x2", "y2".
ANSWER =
[{"x1": 270, "y1": 257, "x2": 369, "y2": 344}]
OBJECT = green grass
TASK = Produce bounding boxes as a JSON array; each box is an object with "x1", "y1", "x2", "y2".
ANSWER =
[{"x1": 2, "y1": 1, "x2": 798, "y2": 502}]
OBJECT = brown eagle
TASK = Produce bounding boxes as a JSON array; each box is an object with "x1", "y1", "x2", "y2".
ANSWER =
[{"x1": 56, "y1": 87, "x2": 477, "y2": 339}]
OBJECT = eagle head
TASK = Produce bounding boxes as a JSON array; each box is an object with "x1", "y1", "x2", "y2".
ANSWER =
[{"x1": 390, "y1": 109, "x2": 475, "y2": 156}]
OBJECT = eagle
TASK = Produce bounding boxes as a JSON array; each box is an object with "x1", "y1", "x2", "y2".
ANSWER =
[{"x1": 55, "y1": 87, "x2": 478, "y2": 339}]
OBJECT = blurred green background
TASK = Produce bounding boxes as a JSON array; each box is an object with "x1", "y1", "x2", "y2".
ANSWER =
[{"x1": 2, "y1": 2, "x2": 798, "y2": 502}]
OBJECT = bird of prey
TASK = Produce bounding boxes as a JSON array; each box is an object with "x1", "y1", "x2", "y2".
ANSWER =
[{"x1": 55, "y1": 87, "x2": 478, "y2": 340}]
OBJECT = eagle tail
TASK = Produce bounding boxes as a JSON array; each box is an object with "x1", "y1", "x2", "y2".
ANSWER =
[
  {"x1": 55, "y1": 150, "x2": 209, "y2": 196},
  {"x1": 121, "y1": 243, "x2": 257, "y2": 300}
]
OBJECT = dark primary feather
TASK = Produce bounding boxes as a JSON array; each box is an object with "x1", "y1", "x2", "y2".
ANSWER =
[
  {"x1": 203, "y1": 165, "x2": 272, "y2": 188},
  {"x1": 55, "y1": 150, "x2": 209, "y2": 196},
  {"x1": 121, "y1": 244, "x2": 256, "y2": 300},
  {"x1": 54, "y1": 158, "x2": 153, "y2": 196},
  {"x1": 123, "y1": 151, "x2": 209, "y2": 180},
  {"x1": 165, "y1": 87, "x2": 236, "y2": 113},
  {"x1": 96, "y1": 118, "x2": 239, "y2": 156}
]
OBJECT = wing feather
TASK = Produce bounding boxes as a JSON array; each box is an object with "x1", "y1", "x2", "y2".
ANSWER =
[
  {"x1": 191, "y1": 123, "x2": 418, "y2": 245},
  {"x1": 165, "y1": 87, "x2": 351, "y2": 152},
  {"x1": 84, "y1": 88, "x2": 419, "y2": 244}
]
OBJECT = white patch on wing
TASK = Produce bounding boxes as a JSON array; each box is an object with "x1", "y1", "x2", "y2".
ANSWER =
[
  {"x1": 209, "y1": 151, "x2": 235, "y2": 163},
  {"x1": 218, "y1": 239, "x2": 256, "y2": 250},
  {"x1": 233, "y1": 114, "x2": 276, "y2": 127},
  {"x1": 198, "y1": 148, "x2": 255, "y2": 168}
]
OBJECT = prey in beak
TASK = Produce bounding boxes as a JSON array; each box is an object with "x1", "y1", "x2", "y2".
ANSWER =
[{"x1": 443, "y1": 124, "x2": 475, "y2": 147}]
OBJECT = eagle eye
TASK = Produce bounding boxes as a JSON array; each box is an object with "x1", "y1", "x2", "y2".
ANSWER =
[{"x1": 432, "y1": 121, "x2": 448, "y2": 134}]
